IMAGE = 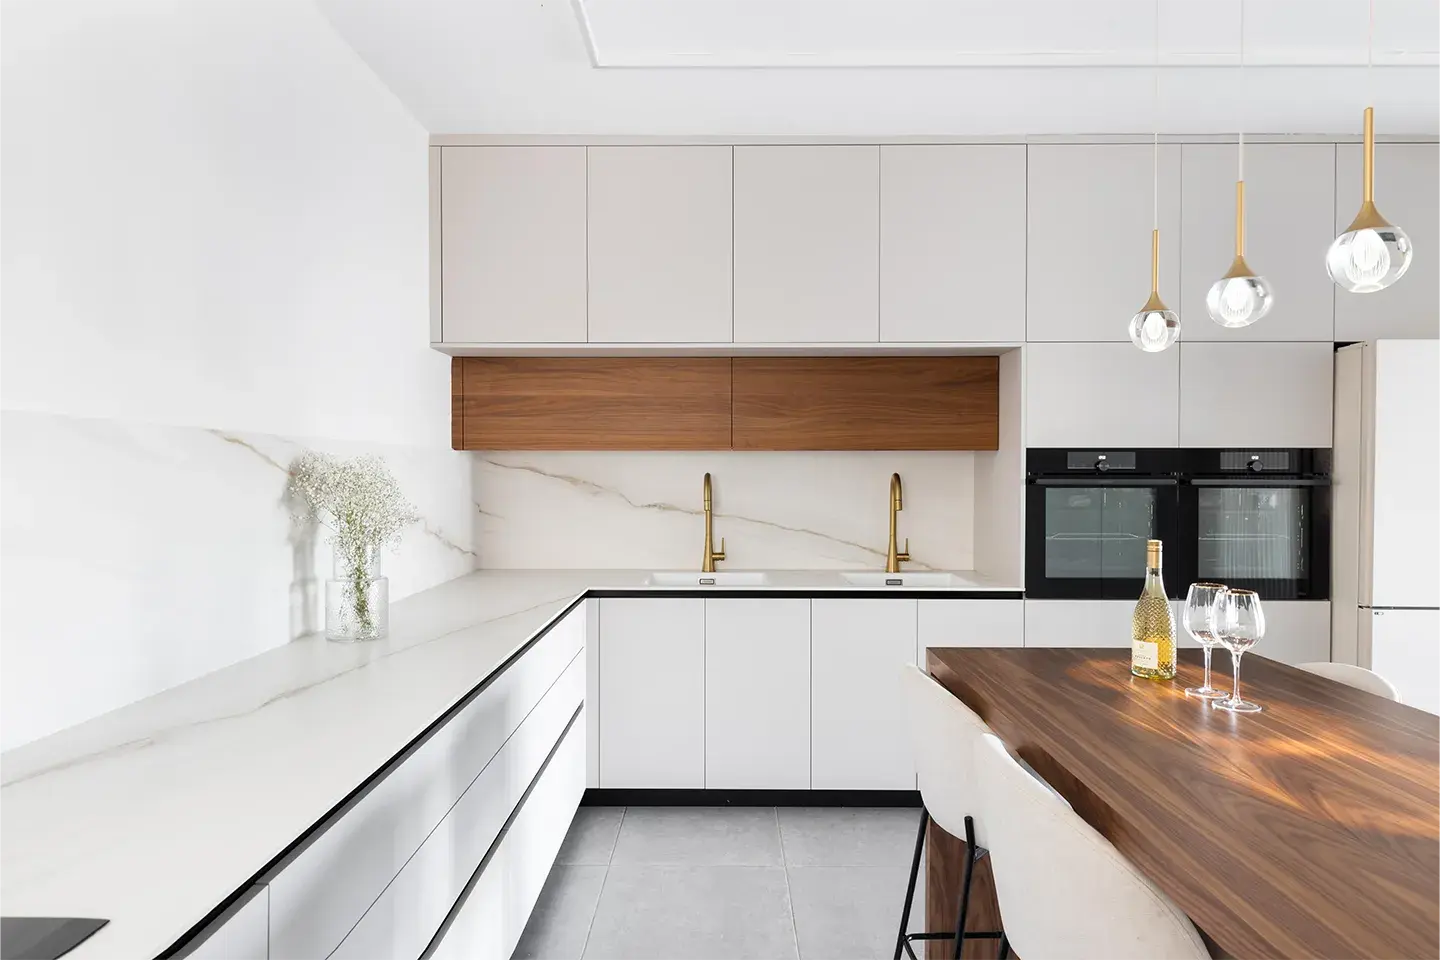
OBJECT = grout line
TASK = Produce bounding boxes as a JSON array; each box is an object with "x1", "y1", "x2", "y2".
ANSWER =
[
  {"x1": 577, "y1": 807, "x2": 624, "y2": 960},
  {"x1": 777, "y1": 806, "x2": 803, "y2": 960}
]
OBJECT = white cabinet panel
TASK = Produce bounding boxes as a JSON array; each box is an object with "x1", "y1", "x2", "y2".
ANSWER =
[
  {"x1": 1366, "y1": 609, "x2": 1440, "y2": 715},
  {"x1": 917, "y1": 599, "x2": 1023, "y2": 659},
  {"x1": 189, "y1": 885, "x2": 267, "y2": 960},
  {"x1": 733, "y1": 146, "x2": 879, "y2": 343},
  {"x1": 811, "y1": 599, "x2": 916, "y2": 790},
  {"x1": 1334, "y1": 144, "x2": 1439, "y2": 340},
  {"x1": 598, "y1": 598, "x2": 704, "y2": 788},
  {"x1": 1024, "y1": 342, "x2": 1180, "y2": 448},
  {"x1": 333, "y1": 655, "x2": 585, "y2": 960},
  {"x1": 1252, "y1": 600, "x2": 1331, "y2": 667},
  {"x1": 430, "y1": 719, "x2": 587, "y2": 960},
  {"x1": 440, "y1": 147, "x2": 586, "y2": 343},
  {"x1": 1027, "y1": 145, "x2": 1181, "y2": 342},
  {"x1": 1179, "y1": 342, "x2": 1334, "y2": 447},
  {"x1": 1024, "y1": 600, "x2": 1133, "y2": 648},
  {"x1": 267, "y1": 605, "x2": 584, "y2": 960},
  {"x1": 1180, "y1": 144, "x2": 1336, "y2": 342},
  {"x1": 585, "y1": 598, "x2": 600, "y2": 788},
  {"x1": 880, "y1": 145, "x2": 1026, "y2": 343},
  {"x1": 705, "y1": 599, "x2": 811, "y2": 789},
  {"x1": 1370, "y1": 340, "x2": 1440, "y2": 608},
  {"x1": 587, "y1": 147, "x2": 733, "y2": 343}
]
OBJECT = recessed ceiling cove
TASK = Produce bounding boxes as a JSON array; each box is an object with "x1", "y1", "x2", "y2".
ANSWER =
[{"x1": 573, "y1": 0, "x2": 1438, "y2": 68}]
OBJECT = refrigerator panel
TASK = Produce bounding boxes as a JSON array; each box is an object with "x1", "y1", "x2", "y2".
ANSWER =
[
  {"x1": 1370, "y1": 341, "x2": 1440, "y2": 608},
  {"x1": 1366, "y1": 608, "x2": 1440, "y2": 715}
]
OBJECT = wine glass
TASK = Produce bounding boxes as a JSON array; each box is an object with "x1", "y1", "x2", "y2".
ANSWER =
[
  {"x1": 1182, "y1": 583, "x2": 1228, "y2": 700},
  {"x1": 1213, "y1": 588, "x2": 1265, "y2": 714}
]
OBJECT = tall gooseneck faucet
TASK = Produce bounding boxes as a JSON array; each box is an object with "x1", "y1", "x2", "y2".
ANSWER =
[
  {"x1": 702, "y1": 472, "x2": 726, "y2": 573},
  {"x1": 886, "y1": 472, "x2": 911, "y2": 574}
]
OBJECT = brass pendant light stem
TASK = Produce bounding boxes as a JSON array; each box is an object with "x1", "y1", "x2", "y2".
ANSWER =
[
  {"x1": 1363, "y1": 105, "x2": 1375, "y2": 203},
  {"x1": 1234, "y1": 180, "x2": 1246, "y2": 257}
]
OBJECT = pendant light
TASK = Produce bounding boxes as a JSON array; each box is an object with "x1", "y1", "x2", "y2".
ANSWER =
[
  {"x1": 1207, "y1": 1, "x2": 1274, "y2": 328},
  {"x1": 1129, "y1": 0, "x2": 1180, "y2": 353},
  {"x1": 1327, "y1": 0, "x2": 1413, "y2": 292}
]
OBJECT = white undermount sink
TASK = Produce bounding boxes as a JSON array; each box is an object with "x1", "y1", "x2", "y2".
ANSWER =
[
  {"x1": 839, "y1": 571, "x2": 966, "y2": 588},
  {"x1": 646, "y1": 571, "x2": 772, "y2": 587}
]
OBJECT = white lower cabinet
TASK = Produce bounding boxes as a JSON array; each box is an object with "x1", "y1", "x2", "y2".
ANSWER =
[
  {"x1": 266, "y1": 604, "x2": 585, "y2": 960},
  {"x1": 1253, "y1": 600, "x2": 1331, "y2": 666},
  {"x1": 917, "y1": 599, "x2": 1023, "y2": 662},
  {"x1": 188, "y1": 885, "x2": 268, "y2": 960},
  {"x1": 430, "y1": 720, "x2": 587, "y2": 960},
  {"x1": 704, "y1": 599, "x2": 811, "y2": 789},
  {"x1": 332, "y1": 654, "x2": 585, "y2": 959},
  {"x1": 1024, "y1": 600, "x2": 1133, "y2": 648},
  {"x1": 598, "y1": 598, "x2": 705, "y2": 788},
  {"x1": 811, "y1": 599, "x2": 918, "y2": 790}
]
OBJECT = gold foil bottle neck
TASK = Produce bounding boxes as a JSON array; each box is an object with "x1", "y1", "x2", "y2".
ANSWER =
[{"x1": 1146, "y1": 539, "x2": 1163, "y2": 566}]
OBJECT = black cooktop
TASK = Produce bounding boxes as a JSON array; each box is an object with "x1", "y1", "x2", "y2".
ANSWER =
[{"x1": 1, "y1": 919, "x2": 109, "y2": 960}]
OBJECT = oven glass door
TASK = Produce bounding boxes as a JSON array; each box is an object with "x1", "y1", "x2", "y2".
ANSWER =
[
  {"x1": 1190, "y1": 481, "x2": 1320, "y2": 599},
  {"x1": 1027, "y1": 480, "x2": 1180, "y2": 598}
]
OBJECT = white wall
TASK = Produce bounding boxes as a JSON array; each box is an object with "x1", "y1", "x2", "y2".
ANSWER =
[
  {"x1": 472, "y1": 451, "x2": 976, "y2": 571},
  {"x1": 0, "y1": 0, "x2": 474, "y2": 750}
]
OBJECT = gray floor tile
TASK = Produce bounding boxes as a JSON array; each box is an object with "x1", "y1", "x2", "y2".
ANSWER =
[
  {"x1": 513, "y1": 865, "x2": 609, "y2": 960},
  {"x1": 557, "y1": 807, "x2": 625, "y2": 865},
  {"x1": 786, "y1": 865, "x2": 915, "y2": 960},
  {"x1": 611, "y1": 806, "x2": 784, "y2": 866},
  {"x1": 583, "y1": 864, "x2": 799, "y2": 960},
  {"x1": 778, "y1": 808, "x2": 923, "y2": 867}
]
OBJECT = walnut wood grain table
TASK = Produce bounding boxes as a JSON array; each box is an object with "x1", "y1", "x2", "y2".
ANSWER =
[{"x1": 923, "y1": 648, "x2": 1440, "y2": 960}]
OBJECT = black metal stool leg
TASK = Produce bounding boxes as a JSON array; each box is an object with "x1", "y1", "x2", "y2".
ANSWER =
[
  {"x1": 894, "y1": 807, "x2": 929, "y2": 960},
  {"x1": 951, "y1": 815, "x2": 978, "y2": 960},
  {"x1": 996, "y1": 933, "x2": 1011, "y2": 960}
]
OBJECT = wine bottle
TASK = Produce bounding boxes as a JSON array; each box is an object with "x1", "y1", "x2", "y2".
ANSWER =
[{"x1": 1131, "y1": 539, "x2": 1176, "y2": 680}]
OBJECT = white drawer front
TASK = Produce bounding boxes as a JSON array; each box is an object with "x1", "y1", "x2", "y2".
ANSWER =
[
  {"x1": 268, "y1": 605, "x2": 584, "y2": 960},
  {"x1": 430, "y1": 719, "x2": 587, "y2": 960},
  {"x1": 333, "y1": 651, "x2": 585, "y2": 959}
]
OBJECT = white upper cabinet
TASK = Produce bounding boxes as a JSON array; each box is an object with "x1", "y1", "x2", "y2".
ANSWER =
[
  {"x1": 1024, "y1": 342, "x2": 1180, "y2": 448},
  {"x1": 1181, "y1": 144, "x2": 1336, "y2": 342},
  {"x1": 704, "y1": 599, "x2": 810, "y2": 789},
  {"x1": 1334, "y1": 143, "x2": 1439, "y2": 340},
  {"x1": 1026, "y1": 145, "x2": 1181, "y2": 342},
  {"x1": 733, "y1": 146, "x2": 880, "y2": 343},
  {"x1": 440, "y1": 147, "x2": 587, "y2": 343},
  {"x1": 1179, "y1": 342, "x2": 1334, "y2": 447},
  {"x1": 880, "y1": 145, "x2": 1026, "y2": 343},
  {"x1": 587, "y1": 147, "x2": 734, "y2": 343}
]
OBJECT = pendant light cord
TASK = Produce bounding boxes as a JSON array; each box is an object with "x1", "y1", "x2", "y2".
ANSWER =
[
  {"x1": 1152, "y1": 0, "x2": 1160, "y2": 232},
  {"x1": 1368, "y1": 0, "x2": 1374, "y2": 105},
  {"x1": 1238, "y1": 0, "x2": 1245, "y2": 181}
]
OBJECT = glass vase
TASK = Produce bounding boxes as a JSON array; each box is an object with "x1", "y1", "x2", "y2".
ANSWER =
[{"x1": 326, "y1": 544, "x2": 389, "y2": 642}]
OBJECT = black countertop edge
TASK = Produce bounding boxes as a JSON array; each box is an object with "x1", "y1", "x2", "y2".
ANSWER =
[{"x1": 583, "y1": 588, "x2": 1025, "y2": 600}]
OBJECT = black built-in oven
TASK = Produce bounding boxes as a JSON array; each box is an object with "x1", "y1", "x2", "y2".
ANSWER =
[
  {"x1": 1025, "y1": 449, "x2": 1184, "y2": 599},
  {"x1": 1177, "y1": 448, "x2": 1330, "y2": 600}
]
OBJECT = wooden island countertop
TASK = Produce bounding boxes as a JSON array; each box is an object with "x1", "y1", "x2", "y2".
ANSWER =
[{"x1": 924, "y1": 648, "x2": 1440, "y2": 960}]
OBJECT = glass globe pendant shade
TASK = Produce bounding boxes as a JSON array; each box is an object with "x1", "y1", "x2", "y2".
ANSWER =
[
  {"x1": 1330, "y1": 106, "x2": 1413, "y2": 293},
  {"x1": 1129, "y1": 295, "x2": 1182, "y2": 352},
  {"x1": 1327, "y1": 213, "x2": 1412, "y2": 293},
  {"x1": 1207, "y1": 257, "x2": 1274, "y2": 328}
]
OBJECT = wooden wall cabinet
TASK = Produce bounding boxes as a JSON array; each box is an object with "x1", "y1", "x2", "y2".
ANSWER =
[{"x1": 452, "y1": 357, "x2": 1000, "y2": 451}]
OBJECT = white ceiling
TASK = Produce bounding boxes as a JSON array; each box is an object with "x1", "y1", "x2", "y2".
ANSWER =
[{"x1": 316, "y1": 0, "x2": 1440, "y2": 135}]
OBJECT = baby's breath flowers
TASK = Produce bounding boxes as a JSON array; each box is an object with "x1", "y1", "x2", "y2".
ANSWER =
[{"x1": 289, "y1": 453, "x2": 418, "y2": 638}]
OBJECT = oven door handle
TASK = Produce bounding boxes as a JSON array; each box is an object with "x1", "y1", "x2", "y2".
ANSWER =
[
  {"x1": 1188, "y1": 477, "x2": 1330, "y2": 487},
  {"x1": 1030, "y1": 477, "x2": 1180, "y2": 487}
]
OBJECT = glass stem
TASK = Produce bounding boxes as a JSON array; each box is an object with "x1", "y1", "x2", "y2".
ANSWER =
[
  {"x1": 1201, "y1": 645, "x2": 1213, "y2": 689},
  {"x1": 1230, "y1": 650, "x2": 1244, "y2": 702}
]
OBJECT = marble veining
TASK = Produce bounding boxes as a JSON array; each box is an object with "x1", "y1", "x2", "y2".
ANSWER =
[
  {"x1": 473, "y1": 451, "x2": 977, "y2": 571},
  {"x1": 1, "y1": 410, "x2": 479, "y2": 751}
]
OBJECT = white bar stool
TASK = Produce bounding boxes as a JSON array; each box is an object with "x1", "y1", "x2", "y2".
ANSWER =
[
  {"x1": 1295, "y1": 661, "x2": 1401, "y2": 701},
  {"x1": 894, "y1": 664, "x2": 1006, "y2": 960},
  {"x1": 973, "y1": 732, "x2": 1211, "y2": 960}
]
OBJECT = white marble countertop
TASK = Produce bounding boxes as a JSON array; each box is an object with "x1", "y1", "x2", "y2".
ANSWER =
[{"x1": 0, "y1": 568, "x2": 1020, "y2": 959}]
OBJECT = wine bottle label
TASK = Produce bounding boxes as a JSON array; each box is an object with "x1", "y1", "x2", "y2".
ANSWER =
[{"x1": 1132, "y1": 639, "x2": 1160, "y2": 670}]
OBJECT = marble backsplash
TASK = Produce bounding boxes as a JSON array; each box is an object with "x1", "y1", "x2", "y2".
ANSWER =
[
  {"x1": 471, "y1": 450, "x2": 976, "y2": 571},
  {"x1": 0, "y1": 410, "x2": 478, "y2": 750}
]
